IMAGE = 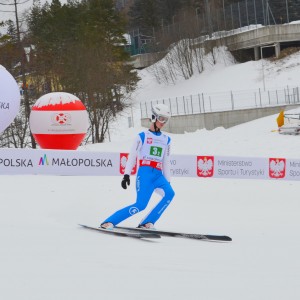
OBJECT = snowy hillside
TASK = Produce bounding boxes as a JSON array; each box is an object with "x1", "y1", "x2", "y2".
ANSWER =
[{"x1": 132, "y1": 46, "x2": 300, "y2": 102}]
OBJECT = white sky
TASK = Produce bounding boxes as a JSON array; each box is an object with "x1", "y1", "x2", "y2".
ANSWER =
[
  {"x1": 0, "y1": 0, "x2": 34, "y2": 22},
  {"x1": 0, "y1": 0, "x2": 67, "y2": 32},
  {"x1": 1, "y1": 47, "x2": 300, "y2": 299}
]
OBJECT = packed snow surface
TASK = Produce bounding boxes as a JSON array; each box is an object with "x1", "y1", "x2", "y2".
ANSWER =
[{"x1": 1, "y1": 48, "x2": 300, "y2": 299}]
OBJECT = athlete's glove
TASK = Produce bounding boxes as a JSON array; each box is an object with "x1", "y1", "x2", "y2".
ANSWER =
[{"x1": 121, "y1": 174, "x2": 130, "y2": 189}]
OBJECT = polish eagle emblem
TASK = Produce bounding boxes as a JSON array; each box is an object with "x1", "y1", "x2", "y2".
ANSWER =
[
  {"x1": 197, "y1": 156, "x2": 214, "y2": 177},
  {"x1": 120, "y1": 153, "x2": 137, "y2": 175},
  {"x1": 269, "y1": 158, "x2": 286, "y2": 178}
]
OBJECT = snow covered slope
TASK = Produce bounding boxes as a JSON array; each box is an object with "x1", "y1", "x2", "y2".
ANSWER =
[{"x1": 1, "y1": 48, "x2": 300, "y2": 300}]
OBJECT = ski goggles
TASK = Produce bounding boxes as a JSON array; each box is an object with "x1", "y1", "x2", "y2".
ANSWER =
[{"x1": 156, "y1": 115, "x2": 169, "y2": 123}]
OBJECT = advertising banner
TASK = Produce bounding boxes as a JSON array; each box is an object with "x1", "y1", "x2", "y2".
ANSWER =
[
  {"x1": 30, "y1": 110, "x2": 88, "y2": 134},
  {"x1": 280, "y1": 158, "x2": 300, "y2": 181},
  {"x1": 0, "y1": 149, "x2": 299, "y2": 181},
  {"x1": 0, "y1": 149, "x2": 118, "y2": 176},
  {"x1": 170, "y1": 154, "x2": 197, "y2": 177},
  {"x1": 212, "y1": 156, "x2": 268, "y2": 180}
]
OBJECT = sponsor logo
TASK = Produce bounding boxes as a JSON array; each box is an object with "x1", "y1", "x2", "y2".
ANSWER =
[
  {"x1": 51, "y1": 112, "x2": 71, "y2": 125},
  {"x1": 0, "y1": 158, "x2": 33, "y2": 167},
  {"x1": 38, "y1": 157, "x2": 113, "y2": 167},
  {"x1": 269, "y1": 158, "x2": 286, "y2": 178},
  {"x1": 156, "y1": 162, "x2": 162, "y2": 169},
  {"x1": 136, "y1": 175, "x2": 140, "y2": 192},
  {"x1": 0, "y1": 102, "x2": 10, "y2": 110},
  {"x1": 51, "y1": 158, "x2": 112, "y2": 167},
  {"x1": 129, "y1": 207, "x2": 139, "y2": 215},
  {"x1": 197, "y1": 156, "x2": 214, "y2": 177},
  {"x1": 39, "y1": 154, "x2": 49, "y2": 166}
]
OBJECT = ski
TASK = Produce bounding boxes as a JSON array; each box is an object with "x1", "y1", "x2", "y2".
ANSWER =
[
  {"x1": 116, "y1": 226, "x2": 232, "y2": 242},
  {"x1": 78, "y1": 224, "x2": 161, "y2": 239}
]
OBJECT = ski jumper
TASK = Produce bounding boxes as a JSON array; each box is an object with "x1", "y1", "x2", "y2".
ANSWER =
[{"x1": 102, "y1": 130, "x2": 175, "y2": 226}]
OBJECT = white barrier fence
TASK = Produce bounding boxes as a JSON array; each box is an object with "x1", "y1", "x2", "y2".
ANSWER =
[
  {"x1": 0, "y1": 149, "x2": 300, "y2": 181},
  {"x1": 140, "y1": 86, "x2": 300, "y2": 118}
]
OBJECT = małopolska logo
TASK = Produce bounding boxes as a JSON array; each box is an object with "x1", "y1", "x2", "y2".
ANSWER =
[
  {"x1": 197, "y1": 156, "x2": 214, "y2": 177},
  {"x1": 51, "y1": 112, "x2": 71, "y2": 125},
  {"x1": 39, "y1": 154, "x2": 49, "y2": 166},
  {"x1": 269, "y1": 158, "x2": 286, "y2": 179}
]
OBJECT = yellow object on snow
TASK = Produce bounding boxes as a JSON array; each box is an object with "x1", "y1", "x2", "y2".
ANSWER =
[{"x1": 277, "y1": 111, "x2": 284, "y2": 127}]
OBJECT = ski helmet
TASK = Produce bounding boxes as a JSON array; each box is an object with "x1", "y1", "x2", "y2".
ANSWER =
[{"x1": 151, "y1": 104, "x2": 171, "y2": 123}]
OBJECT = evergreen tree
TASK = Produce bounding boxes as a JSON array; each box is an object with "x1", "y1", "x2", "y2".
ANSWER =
[
  {"x1": 27, "y1": 0, "x2": 139, "y2": 143},
  {"x1": 0, "y1": 20, "x2": 19, "y2": 71},
  {"x1": 128, "y1": 0, "x2": 161, "y2": 34},
  {"x1": 128, "y1": 0, "x2": 187, "y2": 33}
]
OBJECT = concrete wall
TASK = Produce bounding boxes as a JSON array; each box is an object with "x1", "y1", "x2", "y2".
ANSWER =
[
  {"x1": 132, "y1": 24, "x2": 300, "y2": 69},
  {"x1": 224, "y1": 24, "x2": 300, "y2": 51},
  {"x1": 130, "y1": 52, "x2": 166, "y2": 69},
  {"x1": 141, "y1": 104, "x2": 300, "y2": 134}
]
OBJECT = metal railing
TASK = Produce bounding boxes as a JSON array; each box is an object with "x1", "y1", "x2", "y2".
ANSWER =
[{"x1": 140, "y1": 86, "x2": 300, "y2": 119}]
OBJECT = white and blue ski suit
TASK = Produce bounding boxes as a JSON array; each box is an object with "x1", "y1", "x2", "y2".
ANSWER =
[{"x1": 102, "y1": 129, "x2": 175, "y2": 226}]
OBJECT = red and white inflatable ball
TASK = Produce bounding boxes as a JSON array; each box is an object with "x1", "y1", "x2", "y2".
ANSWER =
[{"x1": 29, "y1": 92, "x2": 89, "y2": 150}]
